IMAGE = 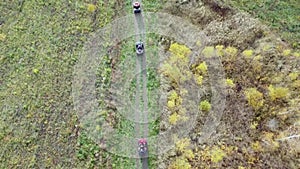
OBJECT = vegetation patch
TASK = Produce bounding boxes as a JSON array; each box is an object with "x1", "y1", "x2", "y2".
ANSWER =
[{"x1": 229, "y1": 0, "x2": 300, "y2": 49}]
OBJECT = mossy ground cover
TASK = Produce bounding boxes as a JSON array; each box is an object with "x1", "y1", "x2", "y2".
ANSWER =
[{"x1": 230, "y1": 0, "x2": 300, "y2": 49}]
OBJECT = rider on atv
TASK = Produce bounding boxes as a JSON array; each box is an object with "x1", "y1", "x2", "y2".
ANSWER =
[
  {"x1": 138, "y1": 138, "x2": 147, "y2": 156},
  {"x1": 133, "y1": 2, "x2": 141, "y2": 13},
  {"x1": 135, "y1": 41, "x2": 144, "y2": 55}
]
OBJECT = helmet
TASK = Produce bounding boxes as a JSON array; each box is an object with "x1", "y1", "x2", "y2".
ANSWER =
[
  {"x1": 133, "y1": 2, "x2": 140, "y2": 8},
  {"x1": 138, "y1": 138, "x2": 147, "y2": 144}
]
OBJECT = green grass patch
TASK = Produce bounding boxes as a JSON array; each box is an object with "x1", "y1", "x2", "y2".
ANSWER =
[
  {"x1": 0, "y1": 0, "x2": 165, "y2": 168},
  {"x1": 229, "y1": 0, "x2": 300, "y2": 49},
  {"x1": 0, "y1": 0, "x2": 116, "y2": 168}
]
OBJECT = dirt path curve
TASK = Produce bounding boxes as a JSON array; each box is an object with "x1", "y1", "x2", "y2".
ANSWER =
[{"x1": 132, "y1": 0, "x2": 149, "y2": 168}]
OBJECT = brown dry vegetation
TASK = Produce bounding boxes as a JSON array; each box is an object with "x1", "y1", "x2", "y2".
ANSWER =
[{"x1": 159, "y1": 0, "x2": 300, "y2": 168}]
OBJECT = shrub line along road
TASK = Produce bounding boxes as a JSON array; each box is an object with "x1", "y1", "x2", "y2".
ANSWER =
[{"x1": 132, "y1": 0, "x2": 149, "y2": 169}]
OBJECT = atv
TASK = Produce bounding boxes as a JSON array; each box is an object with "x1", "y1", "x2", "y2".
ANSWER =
[
  {"x1": 133, "y1": 2, "x2": 141, "y2": 13},
  {"x1": 138, "y1": 138, "x2": 148, "y2": 157},
  {"x1": 135, "y1": 41, "x2": 144, "y2": 55}
]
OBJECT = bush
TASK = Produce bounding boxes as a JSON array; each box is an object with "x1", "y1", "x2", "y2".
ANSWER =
[
  {"x1": 226, "y1": 78, "x2": 235, "y2": 87},
  {"x1": 167, "y1": 90, "x2": 182, "y2": 108},
  {"x1": 183, "y1": 149, "x2": 195, "y2": 160},
  {"x1": 251, "y1": 141, "x2": 263, "y2": 152},
  {"x1": 225, "y1": 46, "x2": 238, "y2": 57},
  {"x1": 282, "y1": 49, "x2": 291, "y2": 56},
  {"x1": 195, "y1": 62, "x2": 208, "y2": 75},
  {"x1": 168, "y1": 157, "x2": 191, "y2": 169},
  {"x1": 160, "y1": 43, "x2": 192, "y2": 84},
  {"x1": 244, "y1": 88, "x2": 264, "y2": 110},
  {"x1": 169, "y1": 138, "x2": 194, "y2": 169},
  {"x1": 169, "y1": 43, "x2": 191, "y2": 59},
  {"x1": 168, "y1": 90, "x2": 186, "y2": 125},
  {"x1": 292, "y1": 80, "x2": 300, "y2": 88},
  {"x1": 195, "y1": 75, "x2": 203, "y2": 85},
  {"x1": 210, "y1": 146, "x2": 226, "y2": 163},
  {"x1": 169, "y1": 113, "x2": 180, "y2": 125},
  {"x1": 242, "y1": 49, "x2": 254, "y2": 58},
  {"x1": 0, "y1": 33, "x2": 6, "y2": 41},
  {"x1": 268, "y1": 85, "x2": 289, "y2": 101},
  {"x1": 160, "y1": 63, "x2": 182, "y2": 83},
  {"x1": 199, "y1": 100, "x2": 211, "y2": 112},
  {"x1": 215, "y1": 45, "x2": 224, "y2": 56},
  {"x1": 167, "y1": 100, "x2": 176, "y2": 109},
  {"x1": 175, "y1": 138, "x2": 190, "y2": 153},
  {"x1": 87, "y1": 4, "x2": 97, "y2": 12},
  {"x1": 168, "y1": 90, "x2": 179, "y2": 101},
  {"x1": 293, "y1": 52, "x2": 300, "y2": 57},
  {"x1": 202, "y1": 46, "x2": 215, "y2": 58},
  {"x1": 288, "y1": 72, "x2": 298, "y2": 81}
]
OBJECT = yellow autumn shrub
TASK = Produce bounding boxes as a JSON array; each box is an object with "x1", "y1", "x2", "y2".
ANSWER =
[
  {"x1": 293, "y1": 52, "x2": 300, "y2": 57},
  {"x1": 169, "y1": 113, "x2": 180, "y2": 125},
  {"x1": 196, "y1": 62, "x2": 208, "y2": 75},
  {"x1": 169, "y1": 43, "x2": 191, "y2": 58},
  {"x1": 87, "y1": 4, "x2": 96, "y2": 12},
  {"x1": 161, "y1": 43, "x2": 192, "y2": 84},
  {"x1": 226, "y1": 78, "x2": 235, "y2": 87},
  {"x1": 173, "y1": 138, "x2": 195, "y2": 166},
  {"x1": 225, "y1": 46, "x2": 238, "y2": 60},
  {"x1": 168, "y1": 157, "x2": 191, "y2": 169},
  {"x1": 215, "y1": 45, "x2": 224, "y2": 57},
  {"x1": 195, "y1": 74, "x2": 203, "y2": 85},
  {"x1": 0, "y1": 34, "x2": 6, "y2": 41},
  {"x1": 268, "y1": 85, "x2": 289, "y2": 101},
  {"x1": 167, "y1": 100, "x2": 176, "y2": 109},
  {"x1": 183, "y1": 149, "x2": 195, "y2": 160},
  {"x1": 175, "y1": 138, "x2": 190, "y2": 153},
  {"x1": 210, "y1": 146, "x2": 226, "y2": 163},
  {"x1": 288, "y1": 72, "x2": 298, "y2": 81},
  {"x1": 292, "y1": 80, "x2": 300, "y2": 88},
  {"x1": 242, "y1": 49, "x2": 254, "y2": 58},
  {"x1": 199, "y1": 100, "x2": 211, "y2": 112},
  {"x1": 244, "y1": 88, "x2": 264, "y2": 110},
  {"x1": 282, "y1": 49, "x2": 291, "y2": 56}
]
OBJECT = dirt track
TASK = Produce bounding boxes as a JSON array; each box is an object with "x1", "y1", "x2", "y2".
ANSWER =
[{"x1": 133, "y1": 0, "x2": 149, "y2": 168}]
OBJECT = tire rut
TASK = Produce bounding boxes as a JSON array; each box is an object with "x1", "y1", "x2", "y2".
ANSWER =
[{"x1": 132, "y1": 0, "x2": 149, "y2": 168}]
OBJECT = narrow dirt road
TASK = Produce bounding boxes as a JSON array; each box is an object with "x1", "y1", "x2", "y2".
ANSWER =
[{"x1": 132, "y1": 0, "x2": 149, "y2": 168}]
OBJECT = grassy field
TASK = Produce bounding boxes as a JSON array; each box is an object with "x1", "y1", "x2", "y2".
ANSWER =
[
  {"x1": 0, "y1": 0, "x2": 299, "y2": 168},
  {"x1": 0, "y1": 0, "x2": 123, "y2": 168}
]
